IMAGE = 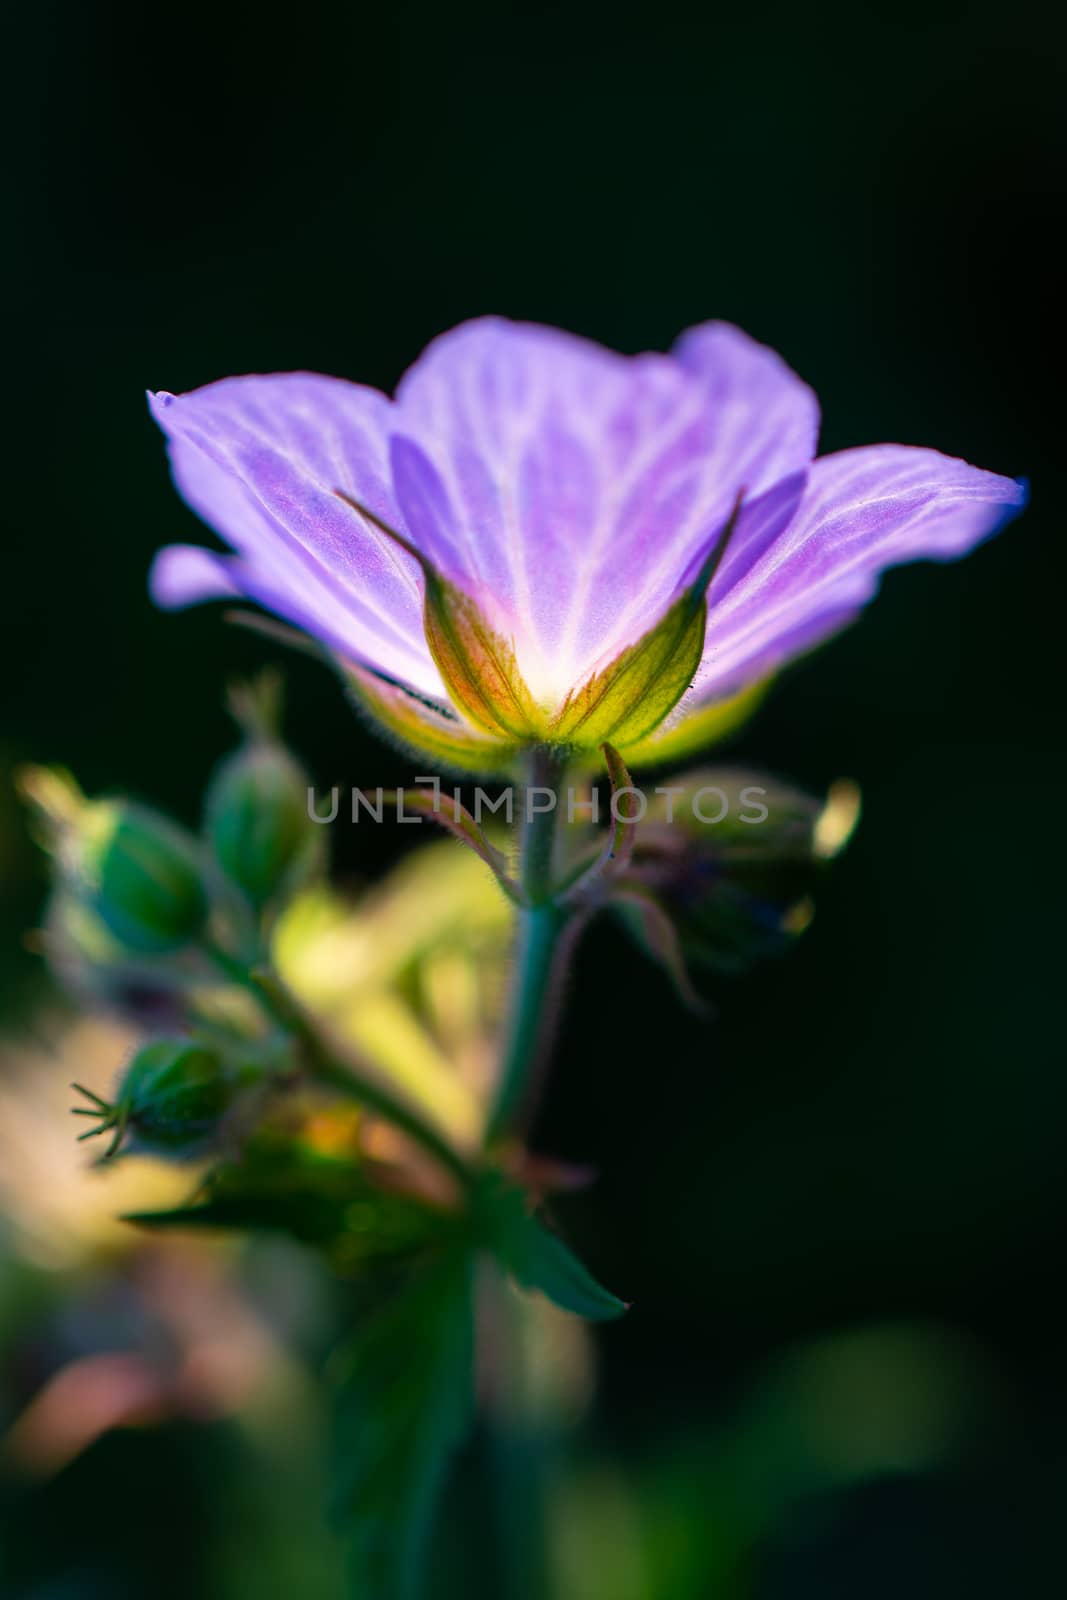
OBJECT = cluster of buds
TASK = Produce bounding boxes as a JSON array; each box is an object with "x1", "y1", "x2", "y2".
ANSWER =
[{"x1": 19, "y1": 674, "x2": 323, "y2": 1160}]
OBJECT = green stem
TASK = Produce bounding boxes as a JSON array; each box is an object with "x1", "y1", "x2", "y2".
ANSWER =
[
  {"x1": 487, "y1": 750, "x2": 569, "y2": 1142},
  {"x1": 480, "y1": 1263, "x2": 557, "y2": 1600},
  {"x1": 203, "y1": 941, "x2": 473, "y2": 1186}
]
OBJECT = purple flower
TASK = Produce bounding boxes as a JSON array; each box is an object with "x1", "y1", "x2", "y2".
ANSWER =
[{"x1": 149, "y1": 319, "x2": 1025, "y2": 770}]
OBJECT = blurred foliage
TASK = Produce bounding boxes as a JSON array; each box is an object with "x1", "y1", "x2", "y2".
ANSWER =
[
  {"x1": 123, "y1": 1120, "x2": 453, "y2": 1256},
  {"x1": 329, "y1": 1249, "x2": 475, "y2": 1599},
  {"x1": 618, "y1": 769, "x2": 860, "y2": 982},
  {"x1": 273, "y1": 844, "x2": 512, "y2": 1150}
]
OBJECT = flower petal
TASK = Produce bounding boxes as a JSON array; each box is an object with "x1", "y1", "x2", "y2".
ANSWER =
[
  {"x1": 148, "y1": 376, "x2": 445, "y2": 699},
  {"x1": 150, "y1": 543, "x2": 241, "y2": 607},
  {"x1": 149, "y1": 542, "x2": 432, "y2": 687},
  {"x1": 695, "y1": 445, "x2": 1028, "y2": 698},
  {"x1": 391, "y1": 318, "x2": 818, "y2": 705},
  {"x1": 671, "y1": 320, "x2": 820, "y2": 487}
]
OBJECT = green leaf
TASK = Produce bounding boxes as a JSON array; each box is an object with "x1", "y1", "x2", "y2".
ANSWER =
[
  {"x1": 124, "y1": 1132, "x2": 448, "y2": 1257},
  {"x1": 330, "y1": 1248, "x2": 475, "y2": 1599},
  {"x1": 549, "y1": 493, "x2": 744, "y2": 751},
  {"x1": 485, "y1": 1181, "x2": 628, "y2": 1321}
]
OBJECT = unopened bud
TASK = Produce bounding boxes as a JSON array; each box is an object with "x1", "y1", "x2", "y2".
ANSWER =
[
  {"x1": 73, "y1": 1037, "x2": 254, "y2": 1158},
  {"x1": 206, "y1": 739, "x2": 322, "y2": 909},
  {"x1": 624, "y1": 768, "x2": 860, "y2": 977},
  {"x1": 20, "y1": 767, "x2": 208, "y2": 955},
  {"x1": 85, "y1": 802, "x2": 208, "y2": 954}
]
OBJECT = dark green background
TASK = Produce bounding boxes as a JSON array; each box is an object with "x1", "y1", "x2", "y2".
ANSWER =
[{"x1": 3, "y1": 0, "x2": 1065, "y2": 1593}]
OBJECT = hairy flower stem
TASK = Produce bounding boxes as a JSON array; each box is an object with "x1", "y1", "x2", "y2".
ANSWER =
[
  {"x1": 204, "y1": 940, "x2": 473, "y2": 1186},
  {"x1": 487, "y1": 749, "x2": 570, "y2": 1143}
]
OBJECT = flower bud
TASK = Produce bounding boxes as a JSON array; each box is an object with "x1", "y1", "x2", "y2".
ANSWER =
[
  {"x1": 624, "y1": 769, "x2": 860, "y2": 976},
  {"x1": 73, "y1": 1037, "x2": 253, "y2": 1157},
  {"x1": 19, "y1": 767, "x2": 208, "y2": 955},
  {"x1": 85, "y1": 803, "x2": 209, "y2": 954},
  {"x1": 205, "y1": 739, "x2": 321, "y2": 909}
]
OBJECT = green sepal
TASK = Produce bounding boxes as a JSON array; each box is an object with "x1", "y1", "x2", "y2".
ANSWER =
[
  {"x1": 549, "y1": 494, "x2": 744, "y2": 751},
  {"x1": 419, "y1": 570, "x2": 545, "y2": 740},
  {"x1": 335, "y1": 490, "x2": 546, "y2": 742},
  {"x1": 620, "y1": 678, "x2": 769, "y2": 768},
  {"x1": 562, "y1": 742, "x2": 638, "y2": 904},
  {"x1": 347, "y1": 662, "x2": 520, "y2": 777},
  {"x1": 598, "y1": 742, "x2": 638, "y2": 875},
  {"x1": 229, "y1": 600, "x2": 523, "y2": 777}
]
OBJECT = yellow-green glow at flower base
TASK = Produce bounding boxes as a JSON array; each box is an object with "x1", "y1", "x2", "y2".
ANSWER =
[{"x1": 335, "y1": 488, "x2": 758, "y2": 772}]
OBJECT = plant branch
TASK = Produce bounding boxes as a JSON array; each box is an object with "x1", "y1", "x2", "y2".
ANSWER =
[{"x1": 203, "y1": 941, "x2": 474, "y2": 1186}]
